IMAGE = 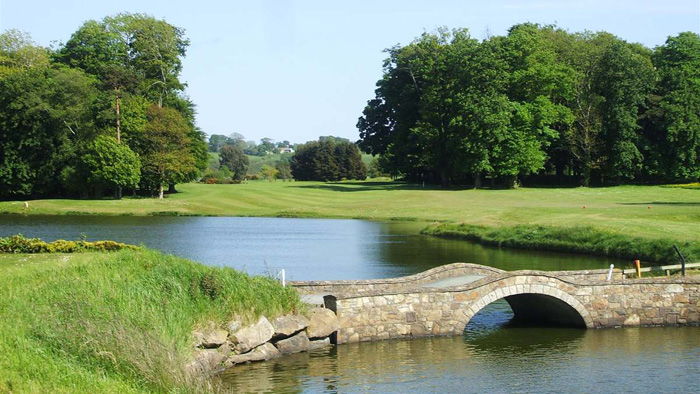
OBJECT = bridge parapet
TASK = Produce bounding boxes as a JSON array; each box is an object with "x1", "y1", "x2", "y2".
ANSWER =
[
  {"x1": 291, "y1": 264, "x2": 700, "y2": 344},
  {"x1": 289, "y1": 263, "x2": 504, "y2": 296}
]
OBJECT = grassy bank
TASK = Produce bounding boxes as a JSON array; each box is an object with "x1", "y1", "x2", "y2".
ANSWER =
[
  {"x1": 422, "y1": 223, "x2": 697, "y2": 264},
  {"x1": 0, "y1": 249, "x2": 302, "y2": 393},
  {"x1": 2, "y1": 181, "x2": 699, "y2": 244}
]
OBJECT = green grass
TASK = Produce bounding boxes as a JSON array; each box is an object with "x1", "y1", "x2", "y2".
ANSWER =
[
  {"x1": 2, "y1": 181, "x2": 699, "y2": 242},
  {"x1": 422, "y1": 224, "x2": 698, "y2": 264},
  {"x1": 0, "y1": 250, "x2": 302, "y2": 393}
]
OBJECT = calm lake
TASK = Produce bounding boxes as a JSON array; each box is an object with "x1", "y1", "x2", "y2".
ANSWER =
[
  {"x1": 2, "y1": 215, "x2": 696, "y2": 393},
  {"x1": 0, "y1": 215, "x2": 628, "y2": 280}
]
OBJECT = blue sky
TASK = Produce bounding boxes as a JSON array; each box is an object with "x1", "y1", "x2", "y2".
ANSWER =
[{"x1": 1, "y1": 1, "x2": 699, "y2": 144}]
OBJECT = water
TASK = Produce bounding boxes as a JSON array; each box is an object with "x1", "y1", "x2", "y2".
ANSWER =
[
  {"x1": 0, "y1": 215, "x2": 627, "y2": 280},
  {"x1": 2, "y1": 215, "x2": 692, "y2": 392},
  {"x1": 219, "y1": 301, "x2": 700, "y2": 393}
]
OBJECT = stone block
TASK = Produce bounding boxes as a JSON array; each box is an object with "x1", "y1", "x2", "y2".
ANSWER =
[
  {"x1": 623, "y1": 314, "x2": 640, "y2": 326},
  {"x1": 225, "y1": 343, "x2": 280, "y2": 366},
  {"x1": 307, "y1": 308, "x2": 340, "y2": 339},
  {"x1": 673, "y1": 294, "x2": 689, "y2": 303},
  {"x1": 187, "y1": 349, "x2": 227, "y2": 374},
  {"x1": 275, "y1": 331, "x2": 310, "y2": 354},
  {"x1": 271, "y1": 314, "x2": 309, "y2": 340},
  {"x1": 309, "y1": 337, "x2": 331, "y2": 350},
  {"x1": 195, "y1": 328, "x2": 229, "y2": 349},
  {"x1": 230, "y1": 317, "x2": 275, "y2": 354}
]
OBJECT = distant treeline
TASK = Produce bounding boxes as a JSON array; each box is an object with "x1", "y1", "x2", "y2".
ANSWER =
[
  {"x1": 0, "y1": 14, "x2": 208, "y2": 199},
  {"x1": 208, "y1": 134, "x2": 295, "y2": 157},
  {"x1": 358, "y1": 24, "x2": 700, "y2": 187}
]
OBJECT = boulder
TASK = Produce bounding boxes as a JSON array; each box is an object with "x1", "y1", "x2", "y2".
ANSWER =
[
  {"x1": 306, "y1": 308, "x2": 339, "y2": 339},
  {"x1": 271, "y1": 314, "x2": 309, "y2": 339},
  {"x1": 230, "y1": 316, "x2": 275, "y2": 353},
  {"x1": 274, "y1": 331, "x2": 310, "y2": 354},
  {"x1": 224, "y1": 343, "x2": 280, "y2": 366},
  {"x1": 308, "y1": 337, "x2": 331, "y2": 350},
  {"x1": 186, "y1": 349, "x2": 227, "y2": 374},
  {"x1": 194, "y1": 328, "x2": 229, "y2": 348}
]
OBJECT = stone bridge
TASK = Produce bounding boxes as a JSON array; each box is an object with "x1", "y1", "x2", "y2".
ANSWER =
[{"x1": 290, "y1": 263, "x2": 700, "y2": 344}]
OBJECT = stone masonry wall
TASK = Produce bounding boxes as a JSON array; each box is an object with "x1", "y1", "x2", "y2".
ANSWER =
[
  {"x1": 327, "y1": 272, "x2": 700, "y2": 344},
  {"x1": 290, "y1": 264, "x2": 625, "y2": 296}
]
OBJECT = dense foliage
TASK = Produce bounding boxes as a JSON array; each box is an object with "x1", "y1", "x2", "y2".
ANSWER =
[
  {"x1": 291, "y1": 137, "x2": 367, "y2": 181},
  {"x1": 0, "y1": 234, "x2": 138, "y2": 253},
  {"x1": 0, "y1": 14, "x2": 207, "y2": 199},
  {"x1": 219, "y1": 144, "x2": 249, "y2": 180},
  {"x1": 358, "y1": 24, "x2": 700, "y2": 187}
]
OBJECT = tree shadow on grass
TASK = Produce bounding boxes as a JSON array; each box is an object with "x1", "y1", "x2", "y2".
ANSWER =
[
  {"x1": 291, "y1": 181, "x2": 429, "y2": 192},
  {"x1": 619, "y1": 202, "x2": 700, "y2": 206},
  {"x1": 290, "y1": 181, "x2": 486, "y2": 192}
]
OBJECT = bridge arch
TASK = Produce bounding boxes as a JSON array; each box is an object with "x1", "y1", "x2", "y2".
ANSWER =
[{"x1": 461, "y1": 279, "x2": 594, "y2": 329}]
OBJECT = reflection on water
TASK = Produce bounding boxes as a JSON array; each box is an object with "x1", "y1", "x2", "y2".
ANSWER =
[
  {"x1": 219, "y1": 301, "x2": 700, "y2": 393},
  {"x1": 0, "y1": 215, "x2": 627, "y2": 280}
]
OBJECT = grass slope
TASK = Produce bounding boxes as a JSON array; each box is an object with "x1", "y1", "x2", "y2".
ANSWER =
[
  {"x1": 0, "y1": 250, "x2": 302, "y2": 393},
  {"x1": 2, "y1": 181, "x2": 699, "y2": 244},
  {"x1": 422, "y1": 224, "x2": 697, "y2": 264},
  {"x1": 246, "y1": 153, "x2": 293, "y2": 174}
]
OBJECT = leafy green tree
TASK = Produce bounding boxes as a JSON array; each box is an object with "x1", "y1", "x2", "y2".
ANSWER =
[
  {"x1": 646, "y1": 32, "x2": 700, "y2": 180},
  {"x1": 275, "y1": 160, "x2": 293, "y2": 181},
  {"x1": 79, "y1": 135, "x2": 141, "y2": 198},
  {"x1": 219, "y1": 144, "x2": 249, "y2": 180},
  {"x1": 139, "y1": 105, "x2": 196, "y2": 198},
  {"x1": 0, "y1": 29, "x2": 49, "y2": 79},
  {"x1": 260, "y1": 165, "x2": 279, "y2": 181},
  {"x1": 0, "y1": 66, "x2": 97, "y2": 197},
  {"x1": 57, "y1": 13, "x2": 188, "y2": 106},
  {"x1": 209, "y1": 134, "x2": 234, "y2": 152},
  {"x1": 291, "y1": 138, "x2": 366, "y2": 181},
  {"x1": 595, "y1": 41, "x2": 655, "y2": 181}
]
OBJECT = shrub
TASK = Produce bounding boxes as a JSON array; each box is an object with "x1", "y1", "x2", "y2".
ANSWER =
[{"x1": 0, "y1": 234, "x2": 138, "y2": 254}]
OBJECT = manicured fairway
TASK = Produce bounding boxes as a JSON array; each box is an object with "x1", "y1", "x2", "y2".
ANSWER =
[{"x1": 1, "y1": 181, "x2": 698, "y2": 242}]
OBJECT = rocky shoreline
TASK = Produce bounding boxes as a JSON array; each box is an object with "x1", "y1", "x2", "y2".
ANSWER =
[{"x1": 188, "y1": 308, "x2": 339, "y2": 374}]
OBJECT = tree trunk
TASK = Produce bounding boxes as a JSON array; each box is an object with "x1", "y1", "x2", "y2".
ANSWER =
[
  {"x1": 168, "y1": 183, "x2": 177, "y2": 194},
  {"x1": 115, "y1": 88, "x2": 121, "y2": 143},
  {"x1": 504, "y1": 175, "x2": 518, "y2": 189},
  {"x1": 440, "y1": 168, "x2": 449, "y2": 188},
  {"x1": 158, "y1": 184, "x2": 164, "y2": 199},
  {"x1": 473, "y1": 172, "x2": 482, "y2": 189},
  {"x1": 582, "y1": 153, "x2": 591, "y2": 187},
  {"x1": 114, "y1": 186, "x2": 122, "y2": 200}
]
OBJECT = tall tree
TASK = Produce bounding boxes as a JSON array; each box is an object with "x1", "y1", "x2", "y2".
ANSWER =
[
  {"x1": 646, "y1": 32, "x2": 700, "y2": 180},
  {"x1": 219, "y1": 144, "x2": 249, "y2": 180},
  {"x1": 79, "y1": 135, "x2": 141, "y2": 198},
  {"x1": 0, "y1": 67, "x2": 97, "y2": 197},
  {"x1": 595, "y1": 40, "x2": 655, "y2": 181},
  {"x1": 139, "y1": 105, "x2": 196, "y2": 198}
]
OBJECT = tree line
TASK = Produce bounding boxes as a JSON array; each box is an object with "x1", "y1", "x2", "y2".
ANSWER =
[
  {"x1": 357, "y1": 24, "x2": 700, "y2": 187},
  {"x1": 205, "y1": 134, "x2": 367, "y2": 183},
  {"x1": 0, "y1": 14, "x2": 207, "y2": 199},
  {"x1": 208, "y1": 134, "x2": 294, "y2": 157}
]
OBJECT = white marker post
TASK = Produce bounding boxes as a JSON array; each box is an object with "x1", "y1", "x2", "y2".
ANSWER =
[
  {"x1": 606, "y1": 264, "x2": 614, "y2": 281},
  {"x1": 280, "y1": 269, "x2": 286, "y2": 287}
]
